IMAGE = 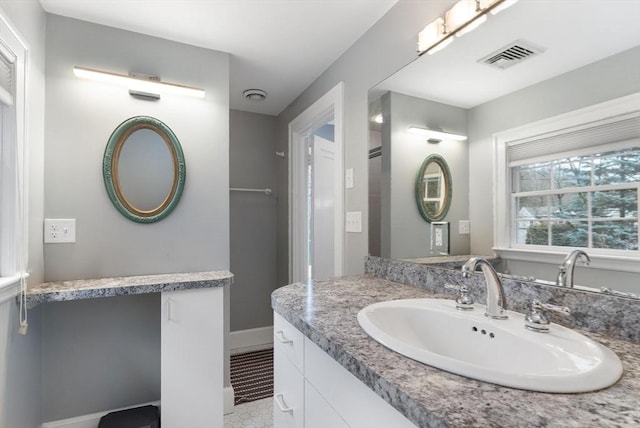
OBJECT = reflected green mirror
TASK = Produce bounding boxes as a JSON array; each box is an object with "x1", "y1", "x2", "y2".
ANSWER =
[
  {"x1": 415, "y1": 154, "x2": 452, "y2": 223},
  {"x1": 103, "y1": 116, "x2": 186, "y2": 223}
]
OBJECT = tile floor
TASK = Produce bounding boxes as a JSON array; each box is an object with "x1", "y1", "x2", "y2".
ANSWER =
[{"x1": 224, "y1": 397, "x2": 273, "y2": 428}]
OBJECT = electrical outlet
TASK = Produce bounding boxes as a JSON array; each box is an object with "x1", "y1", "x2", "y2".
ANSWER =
[
  {"x1": 459, "y1": 220, "x2": 470, "y2": 235},
  {"x1": 44, "y1": 219, "x2": 76, "y2": 243},
  {"x1": 345, "y1": 211, "x2": 362, "y2": 233}
]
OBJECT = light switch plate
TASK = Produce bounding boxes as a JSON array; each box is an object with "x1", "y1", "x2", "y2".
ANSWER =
[
  {"x1": 345, "y1": 211, "x2": 362, "y2": 233},
  {"x1": 44, "y1": 219, "x2": 76, "y2": 243},
  {"x1": 459, "y1": 220, "x2": 470, "y2": 235},
  {"x1": 345, "y1": 168, "x2": 354, "y2": 189}
]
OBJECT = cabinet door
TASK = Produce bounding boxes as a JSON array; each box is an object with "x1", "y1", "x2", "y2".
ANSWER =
[
  {"x1": 161, "y1": 287, "x2": 223, "y2": 428},
  {"x1": 304, "y1": 380, "x2": 349, "y2": 428},
  {"x1": 273, "y1": 344, "x2": 304, "y2": 428},
  {"x1": 304, "y1": 338, "x2": 416, "y2": 428}
]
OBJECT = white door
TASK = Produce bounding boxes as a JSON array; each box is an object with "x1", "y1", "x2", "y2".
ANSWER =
[{"x1": 312, "y1": 135, "x2": 336, "y2": 280}]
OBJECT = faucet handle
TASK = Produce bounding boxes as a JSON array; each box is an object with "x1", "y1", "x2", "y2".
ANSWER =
[
  {"x1": 524, "y1": 300, "x2": 571, "y2": 333},
  {"x1": 444, "y1": 284, "x2": 474, "y2": 311}
]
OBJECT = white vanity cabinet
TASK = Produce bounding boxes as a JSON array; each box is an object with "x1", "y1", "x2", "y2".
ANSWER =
[
  {"x1": 26, "y1": 271, "x2": 231, "y2": 427},
  {"x1": 161, "y1": 287, "x2": 224, "y2": 427},
  {"x1": 273, "y1": 312, "x2": 416, "y2": 428}
]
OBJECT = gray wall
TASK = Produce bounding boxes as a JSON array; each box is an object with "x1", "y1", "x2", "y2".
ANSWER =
[
  {"x1": 230, "y1": 109, "x2": 278, "y2": 331},
  {"x1": 42, "y1": 295, "x2": 160, "y2": 421},
  {"x1": 0, "y1": 1, "x2": 46, "y2": 427},
  {"x1": 382, "y1": 91, "x2": 468, "y2": 259},
  {"x1": 42, "y1": 15, "x2": 230, "y2": 421},
  {"x1": 368, "y1": 130, "x2": 382, "y2": 256},
  {"x1": 0, "y1": 304, "x2": 43, "y2": 428},
  {"x1": 276, "y1": 0, "x2": 459, "y2": 286},
  {"x1": 44, "y1": 14, "x2": 230, "y2": 280},
  {"x1": 468, "y1": 46, "x2": 640, "y2": 290}
]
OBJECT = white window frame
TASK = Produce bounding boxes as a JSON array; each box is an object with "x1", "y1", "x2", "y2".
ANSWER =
[
  {"x1": 0, "y1": 11, "x2": 29, "y2": 304},
  {"x1": 493, "y1": 93, "x2": 640, "y2": 273}
]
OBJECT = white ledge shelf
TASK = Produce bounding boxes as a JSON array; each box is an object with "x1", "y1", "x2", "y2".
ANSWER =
[{"x1": 24, "y1": 270, "x2": 233, "y2": 308}]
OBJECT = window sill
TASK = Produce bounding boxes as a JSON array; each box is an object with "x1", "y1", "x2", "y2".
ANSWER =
[
  {"x1": 492, "y1": 247, "x2": 640, "y2": 274},
  {"x1": 0, "y1": 273, "x2": 27, "y2": 305}
]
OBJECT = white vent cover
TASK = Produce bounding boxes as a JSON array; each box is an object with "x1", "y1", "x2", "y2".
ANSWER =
[{"x1": 479, "y1": 40, "x2": 545, "y2": 70}]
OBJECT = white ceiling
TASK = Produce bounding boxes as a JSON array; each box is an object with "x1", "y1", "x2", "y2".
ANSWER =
[
  {"x1": 373, "y1": 0, "x2": 640, "y2": 109},
  {"x1": 39, "y1": 0, "x2": 398, "y2": 116}
]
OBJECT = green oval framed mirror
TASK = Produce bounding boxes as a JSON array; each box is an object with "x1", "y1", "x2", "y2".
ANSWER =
[
  {"x1": 103, "y1": 116, "x2": 186, "y2": 223},
  {"x1": 415, "y1": 154, "x2": 452, "y2": 223}
]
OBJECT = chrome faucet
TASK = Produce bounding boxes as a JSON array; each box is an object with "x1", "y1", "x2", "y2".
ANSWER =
[
  {"x1": 556, "y1": 249, "x2": 590, "y2": 288},
  {"x1": 461, "y1": 257, "x2": 508, "y2": 320}
]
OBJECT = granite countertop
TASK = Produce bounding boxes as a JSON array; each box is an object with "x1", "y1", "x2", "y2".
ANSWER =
[
  {"x1": 272, "y1": 275, "x2": 640, "y2": 428},
  {"x1": 25, "y1": 270, "x2": 233, "y2": 308}
]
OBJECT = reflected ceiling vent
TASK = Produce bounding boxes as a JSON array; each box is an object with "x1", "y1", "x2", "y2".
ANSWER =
[{"x1": 478, "y1": 39, "x2": 545, "y2": 70}]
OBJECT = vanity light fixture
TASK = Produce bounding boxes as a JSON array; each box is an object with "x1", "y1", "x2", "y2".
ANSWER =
[
  {"x1": 417, "y1": 0, "x2": 519, "y2": 55},
  {"x1": 408, "y1": 126, "x2": 467, "y2": 142},
  {"x1": 73, "y1": 66, "x2": 205, "y2": 99}
]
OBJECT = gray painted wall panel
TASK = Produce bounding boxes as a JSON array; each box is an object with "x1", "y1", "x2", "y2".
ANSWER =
[
  {"x1": 0, "y1": 1, "x2": 46, "y2": 427},
  {"x1": 42, "y1": 295, "x2": 160, "y2": 421},
  {"x1": 44, "y1": 15, "x2": 230, "y2": 280},
  {"x1": 276, "y1": 0, "x2": 459, "y2": 285},
  {"x1": 230, "y1": 110, "x2": 278, "y2": 331},
  {"x1": 0, "y1": 302, "x2": 43, "y2": 428},
  {"x1": 384, "y1": 92, "x2": 469, "y2": 259},
  {"x1": 42, "y1": 15, "x2": 230, "y2": 421}
]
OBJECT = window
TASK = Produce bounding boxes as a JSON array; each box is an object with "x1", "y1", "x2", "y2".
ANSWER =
[
  {"x1": 423, "y1": 171, "x2": 443, "y2": 213},
  {"x1": 0, "y1": 12, "x2": 28, "y2": 305},
  {"x1": 513, "y1": 146, "x2": 639, "y2": 251},
  {"x1": 494, "y1": 94, "x2": 640, "y2": 272}
]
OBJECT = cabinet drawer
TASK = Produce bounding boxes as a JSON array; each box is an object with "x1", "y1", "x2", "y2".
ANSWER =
[
  {"x1": 274, "y1": 348, "x2": 304, "y2": 428},
  {"x1": 274, "y1": 312, "x2": 304, "y2": 372}
]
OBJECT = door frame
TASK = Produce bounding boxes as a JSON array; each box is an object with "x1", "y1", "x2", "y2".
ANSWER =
[{"x1": 289, "y1": 82, "x2": 344, "y2": 283}]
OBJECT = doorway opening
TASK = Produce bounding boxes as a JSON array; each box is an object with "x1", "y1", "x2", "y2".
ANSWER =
[{"x1": 289, "y1": 83, "x2": 344, "y2": 284}]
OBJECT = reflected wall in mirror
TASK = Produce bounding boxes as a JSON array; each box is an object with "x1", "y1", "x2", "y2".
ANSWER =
[
  {"x1": 416, "y1": 154, "x2": 451, "y2": 222},
  {"x1": 368, "y1": 0, "x2": 640, "y2": 293},
  {"x1": 103, "y1": 116, "x2": 186, "y2": 223},
  {"x1": 368, "y1": 91, "x2": 468, "y2": 260}
]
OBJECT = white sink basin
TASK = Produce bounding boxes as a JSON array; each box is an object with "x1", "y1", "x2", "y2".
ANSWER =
[{"x1": 357, "y1": 298, "x2": 623, "y2": 393}]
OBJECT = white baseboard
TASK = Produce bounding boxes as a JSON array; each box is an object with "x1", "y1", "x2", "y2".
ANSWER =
[
  {"x1": 41, "y1": 401, "x2": 160, "y2": 428},
  {"x1": 230, "y1": 325, "x2": 273, "y2": 354},
  {"x1": 224, "y1": 385, "x2": 235, "y2": 415}
]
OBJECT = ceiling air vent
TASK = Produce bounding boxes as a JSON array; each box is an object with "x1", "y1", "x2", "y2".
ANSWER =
[{"x1": 479, "y1": 40, "x2": 545, "y2": 70}]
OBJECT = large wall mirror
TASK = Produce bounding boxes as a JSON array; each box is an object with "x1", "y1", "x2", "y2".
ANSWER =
[
  {"x1": 103, "y1": 116, "x2": 186, "y2": 223},
  {"x1": 368, "y1": 0, "x2": 640, "y2": 293}
]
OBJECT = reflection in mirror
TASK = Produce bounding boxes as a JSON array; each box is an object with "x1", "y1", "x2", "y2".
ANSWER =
[
  {"x1": 118, "y1": 128, "x2": 174, "y2": 211},
  {"x1": 103, "y1": 116, "x2": 186, "y2": 223},
  {"x1": 416, "y1": 154, "x2": 451, "y2": 222},
  {"x1": 368, "y1": 0, "x2": 640, "y2": 293},
  {"x1": 368, "y1": 91, "x2": 468, "y2": 260}
]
